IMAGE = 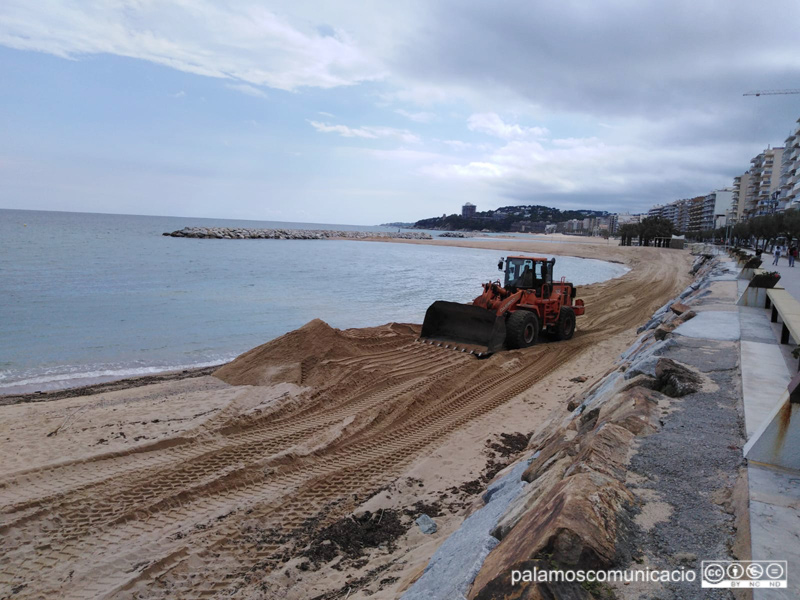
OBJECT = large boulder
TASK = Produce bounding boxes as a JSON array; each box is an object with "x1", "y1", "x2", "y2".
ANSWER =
[{"x1": 654, "y1": 357, "x2": 703, "y2": 397}]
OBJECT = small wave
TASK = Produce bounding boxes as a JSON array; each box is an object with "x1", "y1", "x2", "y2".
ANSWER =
[{"x1": 0, "y1": 358, "x2": 235, "y2": 390}]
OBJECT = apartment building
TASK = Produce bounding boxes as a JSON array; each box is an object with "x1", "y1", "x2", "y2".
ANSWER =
[
  {"x1": 780, "y1": 119, "x2": 800, "y2": 210},
  {"x1": 729, "y1": 172, "x2": 751, "y2": 224},
  {"x1": 661, "y1": 201, "x2": 680, "y2": 228},
  {"x1": 743, "y1": 147, "x2": 784, "y2": 218},
  {"x1": 703, "y1": 189, "x2": 733, "y2": 230},
  {"x1": 561, "y1": 218, "x2": 583, "y2": 233},
  {"x1": 743, "y1": 154, "x2": 763, "y2": 219},
  {"x1": 687, "y1": 197, "x2": 705, "y2": 233},
  {"x1": 609, "y1": 212, "x2": 641, "y2": 234},
  {"x1": 644, "y1": 195, "x2": 715, "y2": 234},
  {"x1": 759, "y1": 147, "x2": 783, "y2": 215}
]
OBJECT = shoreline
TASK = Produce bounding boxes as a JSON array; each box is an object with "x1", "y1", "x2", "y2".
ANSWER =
[
  {"x1": 2, "y1": 234, "x2": 635, "y2": 400},
  {"x1": 0, "y1": 365, "x2": 219, "y2": 406},
  {"x1": 363, "y1": 232, "x2": 637, "y2": 262}
]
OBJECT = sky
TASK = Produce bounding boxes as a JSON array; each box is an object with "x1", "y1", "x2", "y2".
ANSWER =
[{"x1": 1, "y1": 1, "x2": 800, "y2": 225}]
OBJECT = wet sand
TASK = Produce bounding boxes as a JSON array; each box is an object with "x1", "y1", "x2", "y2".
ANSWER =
[{"x1": 0, "y1": 237, "x2": 692, "y2": 599}]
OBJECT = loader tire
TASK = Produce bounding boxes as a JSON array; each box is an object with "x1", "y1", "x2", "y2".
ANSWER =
[
  {"x1": 553, "y1": 307, "x2": 576, "y2": 341},
  {"x1": 506, "y1": 311, "x2": 538, "y2": 349}
]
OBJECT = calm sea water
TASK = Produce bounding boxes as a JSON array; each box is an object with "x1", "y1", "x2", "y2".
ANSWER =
[{"x1": 0, "y1": 210, "x2": 628, "y2": 393}]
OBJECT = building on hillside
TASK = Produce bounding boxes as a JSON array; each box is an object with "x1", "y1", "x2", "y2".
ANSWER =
[
  {"x1": 510, "y1": 220, "x2": 547, "y2": 233},
  {"x1": 561, "y1": 218, "x2": 583, "y2": 233},
  {"x1": 462, "y1": 202, "x2": 476, "y2": 218},
  {"x1": 780, "y1": 119, "x2": 800, "y2": 210}
]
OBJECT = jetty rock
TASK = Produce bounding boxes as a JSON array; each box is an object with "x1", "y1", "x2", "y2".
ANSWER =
[{"x1": 162, "y1": 226, "x2": 432, "y2": 241}]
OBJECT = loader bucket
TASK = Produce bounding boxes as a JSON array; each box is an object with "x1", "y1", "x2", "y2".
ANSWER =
[{"x1": 420, "y1": 301, "x2": 507, "y2": 356}]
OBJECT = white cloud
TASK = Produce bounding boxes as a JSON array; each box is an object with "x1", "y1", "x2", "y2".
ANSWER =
[
  {"x1": 449, "y1": 161, "x2": 507, "y2": 178},
  {"x1": 439, "y1": 139, "x2": 494, "y2": 152},
  {"x1": 0, "y1": 1, "x2": 383, "y2": 91},
  {"x1": 170, "y1": 90, "x2": 186, "y2": 98},
  {"x1": 308, "y1": 121, "x2": 377, "y2": 139},
  {"x1": 423, "y1": 133, "x2": 745, "y2": 204},
  {"x1": 363, "y1": 148, "x2": 451, "y2": 162},
  {"x1": 394, "y1": 109, "x2": 436, "y2": 123},
  {"x1": 225, "y1": 83, "x2": 268, "y2": 98},
  {"x1": 308, "y1": 120, "x2": 420, "y2": 143},
  {"x1": 467, "y1": 113, "x2": 549, "y2": 140}
]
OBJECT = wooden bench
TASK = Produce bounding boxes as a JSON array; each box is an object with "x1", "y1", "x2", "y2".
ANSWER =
[{"x1": 766, "y1": 290, "x2": 800, "y2": 355}]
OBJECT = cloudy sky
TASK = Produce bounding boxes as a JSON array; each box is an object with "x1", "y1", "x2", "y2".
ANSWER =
[{"x1": 1, "y1": 1, "x2": 800, "y2": 225}]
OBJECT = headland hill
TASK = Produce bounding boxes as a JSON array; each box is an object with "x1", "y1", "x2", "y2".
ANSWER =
[{"x1": 408, "y1": 203, "x2": 611, "y2": 233}]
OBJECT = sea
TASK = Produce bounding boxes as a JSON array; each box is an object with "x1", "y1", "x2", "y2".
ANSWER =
[{"x1": 0, "y1": 209, "x2": 628, "y2": 394}]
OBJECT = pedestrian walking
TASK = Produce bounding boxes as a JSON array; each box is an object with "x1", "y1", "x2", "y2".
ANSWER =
[
  {"x1": 773, "y1": 246, "x2": 781, "y2": 265},
  {"x1": 790, "y1": 245, "x2": 797, "y2": 268}
]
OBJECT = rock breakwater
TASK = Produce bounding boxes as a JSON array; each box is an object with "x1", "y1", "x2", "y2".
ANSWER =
[
  {"x1": 163, "y1": 226, "x2": 432, "y2": 240},
  {"x1": 438, "y1": 232, "x2": 477, "y2": 238}
]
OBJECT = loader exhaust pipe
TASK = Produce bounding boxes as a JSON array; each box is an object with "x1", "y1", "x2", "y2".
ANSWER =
[{"x1": 420, "y1": 301, "x2": 507, "y2": 356}]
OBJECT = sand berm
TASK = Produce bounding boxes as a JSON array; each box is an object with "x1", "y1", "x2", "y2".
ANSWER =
[{"x1": 0, "y1": 236, "x2": 692, "y2": 599}]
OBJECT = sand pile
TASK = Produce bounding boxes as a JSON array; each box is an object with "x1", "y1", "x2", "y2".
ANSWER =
[{"x1": 214, "y1": 319, "x2": 418, "y2": 387}]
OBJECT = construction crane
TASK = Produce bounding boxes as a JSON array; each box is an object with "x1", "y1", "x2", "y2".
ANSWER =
[{"x1": 743, "y1": 89, "x2": 800, "y2": 97}]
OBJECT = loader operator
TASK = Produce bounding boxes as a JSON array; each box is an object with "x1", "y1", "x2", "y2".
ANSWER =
[
  {"x1": 515, "y1": 263, "x2": 547, "y2": 288},
  {"x1": 516, "y1": 265, "x2": 535, "y2": 289}
]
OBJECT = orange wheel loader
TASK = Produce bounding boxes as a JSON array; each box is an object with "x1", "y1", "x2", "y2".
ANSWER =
[{"x1": 420, "y1": 256, "x2": 585, "y2": 357}]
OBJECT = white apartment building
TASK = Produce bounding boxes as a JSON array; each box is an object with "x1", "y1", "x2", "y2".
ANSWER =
[
  {"x1": 729, "y1": 172, "x2": 751, "y2": 224},
  {"x1": 607, "y1": 213, "x2": 639, "y2": 234},
  {"x1": 744, "y1": 146, "x2": 784, "y2": 218},
  {"x1": 780, "y1": 119, "x2": 800, "y2": 210},
  {"x1": 703, "y1": 189, "x2": 733, "y2": 230}
]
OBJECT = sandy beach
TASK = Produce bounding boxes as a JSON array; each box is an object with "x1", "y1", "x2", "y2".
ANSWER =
[{"x1": 0, "y1": 237, "x2": 693, "y2": 599}]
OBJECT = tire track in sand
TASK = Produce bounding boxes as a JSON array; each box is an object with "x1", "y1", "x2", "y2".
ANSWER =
[{"x1": 0, "y1": 249, "x2": 691, "y2": 599}]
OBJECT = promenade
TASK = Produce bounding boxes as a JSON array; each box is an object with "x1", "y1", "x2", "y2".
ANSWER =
[
  {"x1": 767, "y1": 252, "x2": 800, "y2": 296},
  {"x1": 734, "y1": 247, "x2": 800, "y2": 599}
]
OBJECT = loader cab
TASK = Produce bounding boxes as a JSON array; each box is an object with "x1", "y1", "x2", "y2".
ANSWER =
[{"x1": 502, "y1": 256, "x2": 555, "y2": 292}]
